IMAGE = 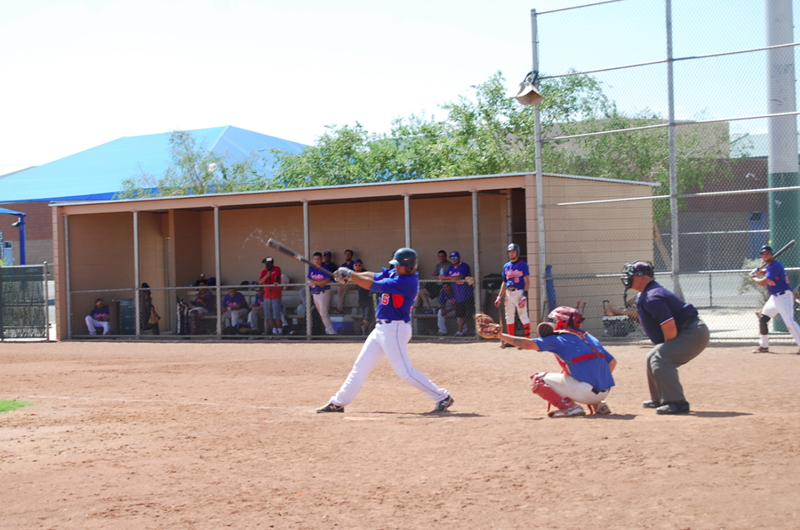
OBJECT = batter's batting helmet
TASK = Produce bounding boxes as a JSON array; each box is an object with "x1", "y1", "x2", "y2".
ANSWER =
[
  {"x1": 759, "y1": 245, "x2": 773, "y2": 254},
  {"x1": 621, "y1": 261, "x2": 654, "y2": 288},
  {"x1": 549, "y1": 306, "x2": 584, "y2": 330},
  {"x1": 390, "y1": 248, "x2": 418, "y2": 273},
  {"x1": 507, "y1": 243, "x2": 520, "y2": 253}
]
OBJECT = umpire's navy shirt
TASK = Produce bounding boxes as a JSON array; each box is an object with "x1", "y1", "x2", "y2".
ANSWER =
[{"x1": 636, "y1": 281, "x2": 698, "y2": 345}]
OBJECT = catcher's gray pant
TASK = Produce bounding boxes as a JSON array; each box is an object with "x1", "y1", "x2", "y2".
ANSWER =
[
  {"x1": 329, "y1": 321, "x2": 449, "y2": 407},
  {"x1": 646, "y1": 317, "x2": 709, "y2": 404}
]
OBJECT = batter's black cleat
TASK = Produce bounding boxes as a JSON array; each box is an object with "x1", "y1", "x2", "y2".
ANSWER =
[
  {"x1": 432, "y1": 395, "x2": 454, "y2": 413},
  {"x1": 316, "y1": 402, "x2": 344, "y2": 413},
  {"x1": 655, "y1": 401, "x2": 690, "y2": 415},
  {"x1": 752, "y1": 346, "x2": 769, "y2": 353},
  {"x1": 642, "y1": 400, "x2": 661, "y2": 408}
]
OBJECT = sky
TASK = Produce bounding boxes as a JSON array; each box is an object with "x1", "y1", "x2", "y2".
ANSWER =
[{"x1": 1, "y1": 0, "x2": 796, "y2": 177}]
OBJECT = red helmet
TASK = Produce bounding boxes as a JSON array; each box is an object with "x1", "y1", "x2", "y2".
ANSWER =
[{"x1": 549, "y1": 306, "x2": 584, "y2": 330}]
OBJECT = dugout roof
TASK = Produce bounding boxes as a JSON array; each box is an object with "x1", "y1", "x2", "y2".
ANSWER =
[{"x1": 0, "y1": 126, "x2": 306, "y2": 203}]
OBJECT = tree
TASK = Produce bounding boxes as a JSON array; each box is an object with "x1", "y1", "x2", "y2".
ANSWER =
[
  {"x1": 117, "y1": 130, "x2": 264, "y2": 199},
  {"x1": 268, "y1": 71, "x2": 729, "y2": 200}
]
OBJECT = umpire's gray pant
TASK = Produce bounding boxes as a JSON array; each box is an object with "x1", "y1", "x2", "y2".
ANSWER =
[{"x1": 647, "y1": 317, "x2": 710, "y2": 404}]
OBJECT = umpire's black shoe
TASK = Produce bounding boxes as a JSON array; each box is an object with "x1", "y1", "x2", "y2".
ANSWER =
[
  {"x1": 431, "y1": 395, "x2": 454, "y2": 413},
  {"x1": 655, "y1": 401, "x2": 690, "y2": 415},
  {"x1": 642, "y1": 400, "x2": 661, "y2": 409},
  {"x1": 316, "y1": 402, "x2": 344, "y2": 413}
]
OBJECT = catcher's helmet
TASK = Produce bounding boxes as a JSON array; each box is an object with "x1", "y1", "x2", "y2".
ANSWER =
[
  {"x1": 549, "y1": 306, "x2": 584, "y2": 330},
  {"x1": 390, "y1": 247, "x2": 418, "y2": 273},
  {"x1": 621, "y1": 261, "x2": 654, "y2": 288},
  {"x1": 759, "y1": 245, "x2": 773, "y2": 254},
  {"x1": 507, "y1": 243, "x2": 520, "y2": 253}
]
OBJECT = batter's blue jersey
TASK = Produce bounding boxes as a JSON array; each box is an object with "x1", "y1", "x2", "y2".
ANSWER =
[
  {"x1": 765, "y1": 260, "x2": 792, "y2": 296},
  {"x1": 503, "y1": 260, "x2": 529, "y2": 289},
  {"x1": 532, "y1": 332, "x2": 616, "y2": 390},
  {"x1": 370, "y1": 268, "x2": 418, "y2": 322}
]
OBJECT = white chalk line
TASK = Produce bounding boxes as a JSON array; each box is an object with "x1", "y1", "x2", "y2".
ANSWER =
[{"x1": 19, "y1": 395, "x2": 305, "y2": 411}]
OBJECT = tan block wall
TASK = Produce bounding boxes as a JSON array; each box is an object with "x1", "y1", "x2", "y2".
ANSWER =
[{"x1": 67, "y1": 212, "x2": 135, "y2": 336}]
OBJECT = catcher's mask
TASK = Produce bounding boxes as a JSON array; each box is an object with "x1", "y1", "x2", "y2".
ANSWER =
[
  {"x1": 549, "y1": 306, "x2": 584, "y2": 331},
  {"x1": 621, "y1": 261, "x2": 654, "y2": 288},
  {"x1": 390, "y1": 247, "x2": 418, "y2": 273}
]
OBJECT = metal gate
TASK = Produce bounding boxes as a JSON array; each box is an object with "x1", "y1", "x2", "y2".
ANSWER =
[{"x1": 0, "y1": 264, "x2": 49, "y2": 340}]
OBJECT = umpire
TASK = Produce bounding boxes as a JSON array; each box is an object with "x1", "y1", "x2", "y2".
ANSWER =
[{"x1": 622, "y1": 261, "x2": 710, "y2": 415}]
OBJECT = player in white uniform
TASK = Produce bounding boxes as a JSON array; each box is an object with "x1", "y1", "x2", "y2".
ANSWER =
[
  {"x1": 316, "y1": 248, "x2": 453, "y2": 414},
  {"x1": 751, "y1": 244, "x2": 800, "y2": 353},
  {"x1": 495, "y1": 243, "x2": 531, "y2": 348}
]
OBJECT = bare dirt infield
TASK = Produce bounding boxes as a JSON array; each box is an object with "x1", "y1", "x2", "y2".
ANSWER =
[{"x1": 1, "y1": 339, "x2": 798, "y2": 530}]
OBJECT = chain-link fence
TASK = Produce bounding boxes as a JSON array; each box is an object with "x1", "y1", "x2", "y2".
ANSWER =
[
  {"x1": 530, "y1": 1, "x2": 800, "y2": 344},
  {"x1": 0, "y1": 264, "x2": 49, "y2": 340}
]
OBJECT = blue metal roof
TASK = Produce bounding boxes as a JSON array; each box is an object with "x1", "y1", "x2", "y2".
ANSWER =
[{"x1": 0, "y1": 126, "x2": 306, "y2": 203}]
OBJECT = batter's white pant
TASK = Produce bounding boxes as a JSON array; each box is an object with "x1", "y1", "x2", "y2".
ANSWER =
[
  {"x1": 504, "y1": 289, "x2": 530, "y2": 327},
  {"x1": 760, "y1": 290, "x2": 800, "y2": 347},
  {"x1": 85, "y1": 316, "x2": 110, "y2": 335},
  {"x1": 330, "y1": 321, "x2": 449, "y2": 406},
  {"x1": 313, "y1": 290, "x2": 335, "y2": 335},
  {"x1": 541, "y1": 373, "x2": 609, "y2": 405}
]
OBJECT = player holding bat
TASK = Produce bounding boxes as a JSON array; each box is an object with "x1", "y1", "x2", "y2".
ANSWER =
[
  {"x1": 316, "y1": 247, "x2": 454, "y2": 414},
  {"x1": 750, "y1": 244, "x2": 800, "y2": 354}
]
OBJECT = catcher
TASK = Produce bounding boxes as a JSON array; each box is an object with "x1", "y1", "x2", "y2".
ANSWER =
[{"x1": 476, "y1": 306, "x2": 616, "y2": 417}]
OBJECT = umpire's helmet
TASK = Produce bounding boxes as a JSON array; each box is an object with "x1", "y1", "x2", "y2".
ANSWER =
[
  {"x1": 759, "y1": 245, "x2": 773, "y2": 254},
  {"x1": 621, "y1": 261, "x2": 654, "y2": 288},
  {"x1": 549, "y1": 306, "x2": 584, "y2": 330},
  {"x1": 390, "y1": 248, "x2": 418, "y2": 273},
  {"x1": 507, "y1": 243, "x2": 520, "y2": 253}
]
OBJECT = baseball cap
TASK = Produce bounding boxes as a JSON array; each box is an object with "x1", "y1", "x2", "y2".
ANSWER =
[
  {"x1": 353, "y1": 258, "x2": 363, "y2": 264},
  {"x1": 262, "y1": 256, "x2": 274, "y2": 264},
  {"x1": 449, "y1": 251, "x2": 460, "y2": 259},
  {"x1": 323, "y1": 250, "x2": 332, "y2": 256}
]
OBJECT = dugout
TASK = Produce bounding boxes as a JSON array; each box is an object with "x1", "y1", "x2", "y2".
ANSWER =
[{"x1": 50, "y1": 173, "x2": 654, "y2": 340}]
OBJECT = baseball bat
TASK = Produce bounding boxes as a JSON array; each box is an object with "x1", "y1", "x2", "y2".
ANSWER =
[
  {"x1": 752, "y1": 239, "x2": 797, "y2": 273},
  {"x1": 266, "y1": 238, "x2": 335, "y2": 278}
]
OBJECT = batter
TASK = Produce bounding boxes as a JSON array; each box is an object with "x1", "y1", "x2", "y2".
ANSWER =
[
  {"x1": 750, "y1": 244, "x2": 800, "y2": 353},
  {"x1": 316, "y1": 248, "x2": 453, "y2": 414},
  {"x1": 495, "y1": 243, "x2": 531, "y2": 348}
]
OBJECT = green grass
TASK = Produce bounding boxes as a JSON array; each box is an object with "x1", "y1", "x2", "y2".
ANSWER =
[{"x1": 0, "y1": 400, "x2": 34, "y2": 413}]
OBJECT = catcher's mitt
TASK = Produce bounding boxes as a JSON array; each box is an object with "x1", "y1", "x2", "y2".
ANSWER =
[
  {"x1": 475, "y1": 312, "x2": 501, "y2": 339},
  {"x1": 537, "y1": 321, "x2": 555, "y2": 337}
]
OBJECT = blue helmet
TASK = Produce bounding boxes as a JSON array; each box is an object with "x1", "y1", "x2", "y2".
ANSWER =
[
  {"x1": 507, "y1": 243, "x2": 520, "y2": 253},
  {"x1": 759, "y1": 245, "x2": 773, "y2": 254},
  {"x1": 390, "y1": 248, "x2": 418, "y2": 273}
]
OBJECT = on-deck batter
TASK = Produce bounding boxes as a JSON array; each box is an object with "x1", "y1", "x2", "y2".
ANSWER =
[
  {"x1": 495, "y1": 243, "x2": 531, "y2": 348},
  {"x1": 751, "y1": 244, "x2": 800, "y2": 354},
  {"x1": 316, "y1": 248, "x2": 454, "y2": 414}
]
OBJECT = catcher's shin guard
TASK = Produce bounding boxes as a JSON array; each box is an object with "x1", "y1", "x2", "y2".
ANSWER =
[
  {"x1": 506, "y1": 323, "x2": 515, "y2": 336},
  {"x1": 530, "y1": 372, "x2": 577, "y2": 414},
  {"x1": 523, "y1": 322, "x2": 531, "y2": 338}
]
